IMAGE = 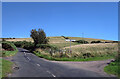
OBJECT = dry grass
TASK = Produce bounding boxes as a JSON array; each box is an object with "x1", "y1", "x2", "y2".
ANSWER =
[
  {"x1": 48, "y1": 37, "x2": 66, "y2": 44},
  {"x1": 68, "y1": 37, "x2": 112, "y2": 43},
  {"x1": 65, "y1": 43, "x2": 118, "y2": 58},
  {"x1": 2, "y1": 36, "x2": 112, "y2": 43},
  {"x1": 36, "y1": 43, "x2": 118, "y2": 61},
  {"x1": 1, "y1": 38, "x2": 33, "y2": 42}
]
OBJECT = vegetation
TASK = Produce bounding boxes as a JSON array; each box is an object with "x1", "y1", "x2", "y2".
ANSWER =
[
  {"x1": 1, "y1": 36, "x2": 112, "y2": 43},
  {"x1": 0, "y1": 59, "x2": 13, "y2": 78},
  {"x1": 104, "y1": 51, "x2": 120, "y2": 77},
  {"x1": 104, "y1": 60, "x2": 120, "y2": 77},
  {"x1": 0, "y1": 42, "x2": 18, "y2": 78},
  {"x1": 91, "y1": 40, "x2": 102, "y2": 43},
  {"x1": 33, "y1": 43, "x2": 118, "y2": 61},
  {"x1": 12, "y1": 41, "x2": 34, "y2": 52},
  {"x1": 30, "y1": 28, "x2": 48, "y2": 46},
  {"x1": 0, "y1": 41, "x2": 18, "y2": 57},
  {"x1": 33, "y1": 51, "x2": 115, "y2": 61},
  {"x1": 73, "y1": 40, "x2": 89, "y2": 44}
]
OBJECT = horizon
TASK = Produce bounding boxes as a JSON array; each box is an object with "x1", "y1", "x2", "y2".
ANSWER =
[
  {"x1": 2, "y1": 2, "x2": 118, "y2": 41},
  {"x1": 1, "y1": 36, "x2": 114, "y2": 41}
]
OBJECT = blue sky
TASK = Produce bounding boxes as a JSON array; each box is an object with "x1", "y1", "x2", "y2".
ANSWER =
[{"x1": 2, "y1": 2, "x2": 118, "y2": 40}]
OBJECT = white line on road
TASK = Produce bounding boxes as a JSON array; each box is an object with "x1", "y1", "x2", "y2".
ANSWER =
[
  {"x1": 27, "y1": 57, "x2": 31, "y2": 60},
  {"x1": 51, "y1": 74, "x2": 56, "y2": 77},
  {"x1": 36, "y1": 64, "x2": 40, "y2": 66},
  {"x1": 24, "y1": 52, "x2": 26, "y2": 56},
  {"x1": 46, "y1": 71, "x2": 56, "y2": 77}
]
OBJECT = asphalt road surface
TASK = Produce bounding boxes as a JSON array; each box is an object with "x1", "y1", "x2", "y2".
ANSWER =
[{"x1": 9, "y1": 48, "x2": 115, "y2": 77}]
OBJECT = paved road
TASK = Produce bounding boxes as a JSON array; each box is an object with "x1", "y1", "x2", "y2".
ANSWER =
[{"x1": 9, "y1": 48, "x2": 113, "y2": 77}]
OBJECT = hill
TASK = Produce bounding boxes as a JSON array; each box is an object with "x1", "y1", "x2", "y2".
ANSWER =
[{"x1": 0, "y1": 37, "x2": 113, "y2": 48}]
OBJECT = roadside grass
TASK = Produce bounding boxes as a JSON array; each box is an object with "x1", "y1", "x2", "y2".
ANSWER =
[
  {"x1": 65, "y1": 43, "x2": 118, "y2": 58},
  {"x1": 0, "y1": 59, "x2": 13, "y2": 78},
  {"x1": 0, "y1": 59, "x2": 2, "y2": 78},
  {"x1": 0, "y1": 41, "x2": 18, "y2": 57},
  {"x1": 34, "y1": 43, "x2": 118, "y2": 61},
  {"x1": 0, "y1": 41, "x2": 18, "y2": 78},
  {"x1": 104, "y1": 61, "x2": 120, "y2": 77},
  {"x1": 33, "y1": 51, "x2": 115, "y2": 61}
]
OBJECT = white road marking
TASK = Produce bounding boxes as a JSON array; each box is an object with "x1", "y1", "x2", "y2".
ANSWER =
[
  {"x1": 24, "y1": 52, "x2": 26, "y2": 56},
  {"x1": 51, "y1": 74, "x2": 56, "y2": 77},
  {"x1": 46, "y1": 71, "x2": 56, "y2": 77},
  {"x1": 27, "y1": 57, "x2": 31, "y2": 60},
  {"x1": 36, "y1": 64, "x2": 40, "y2": 66}
]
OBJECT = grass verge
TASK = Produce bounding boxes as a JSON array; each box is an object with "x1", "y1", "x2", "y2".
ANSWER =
[
  {"x1": 0, "y1": 59, "x2": 13, "y2": 78},
  {"x1": 104, "y1": 61, "x2": 120, "y2": 78},
  {"x1": 33, "y1": 51, "x2": 115, "y2": 61}
]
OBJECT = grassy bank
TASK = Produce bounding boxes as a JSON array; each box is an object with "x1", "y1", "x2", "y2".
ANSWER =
[
  {"x1": 34, "y1": 43, "x2": 118, "y2": 61},
  {"x1": 33, "y1": 51, "x2": 115, "y2": 61},
  {"x1": 0, "y1": 41, "x2": 18, "y2": 57},
  {"x1": 0, "y1": 41, "x2": 18, "y2": 78},
  {"x1": 104, "y1": 61, "x2": 120, "y2": 77},
  {"x1": 0, "y1": 59, "x2": 13, "y2": 78}
]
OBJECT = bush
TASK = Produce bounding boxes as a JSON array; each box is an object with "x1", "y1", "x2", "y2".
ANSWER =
[
  {"x1": 23, "y1": 42, "x2": 34, "y2": 50},
  {"x1": 30, "y1": 28, "x2": 49, "y2": 46},
  {"x1": 91, "y1": 41, "x2": 101, "y2": 43},
  {"x1": 12, "y1": 41, "x2": 35, "y2": 52},
  {"x1": 12, "y1": 41, "x2": 23, "y2": 47},
  {"x1": 83, "y1": 53, "x2": 92, "y2": 58},
  {"x1": 74, "y1": 40, "x2": 88, "y2": 44},
  {"x1": 2, "y1": 43, "x2": 14, "y2": 51}
]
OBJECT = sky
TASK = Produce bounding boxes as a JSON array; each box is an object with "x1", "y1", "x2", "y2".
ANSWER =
[{"x1": 2, "y1": 2, "x2": 118, "y2": 40}]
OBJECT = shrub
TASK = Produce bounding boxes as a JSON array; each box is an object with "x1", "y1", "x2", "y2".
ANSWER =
[
  {"x1": 83, "y1": 53, "x2": 92, "y2": 58},
  {"x1": 12, "y1": 41, "x2": 23, "y2": 47},
  {"x1": 74, "y1": 40, "x2": 88, "y2": 44},
  {"x1": 2, "y1": 43, "x2": 14, "y2": 51},
  {"x1": 23, "y1": 42, "x2": 34, "y2": 50},
  {"x1": 91, "y1": 41, "x2": 101, "y2": 43},
  {"x1": 12, "y1": 41, "x2": 35, "y2": 52}
]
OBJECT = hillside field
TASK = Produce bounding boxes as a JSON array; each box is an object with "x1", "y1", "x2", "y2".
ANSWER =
[{"x1": 1, "y1": 36, "x2": 113, "y2": 48}]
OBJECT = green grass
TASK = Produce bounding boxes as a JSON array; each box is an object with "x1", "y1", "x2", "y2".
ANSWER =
[
  {"x1": 104, "y1": 61, "x2": 120, "y2": 77},
  {"x1": 0, "y1": 41, "x2": 18, "y2": 57},
  {"x1": 0, "y1": 59, "x2": 13, "y2": 78},
  {"x1": 0, "y1": 41, "x2": 18, "y2": 78},
  {"x1": 33, "y1": 51, "x2": 115, "y2": 61}
]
